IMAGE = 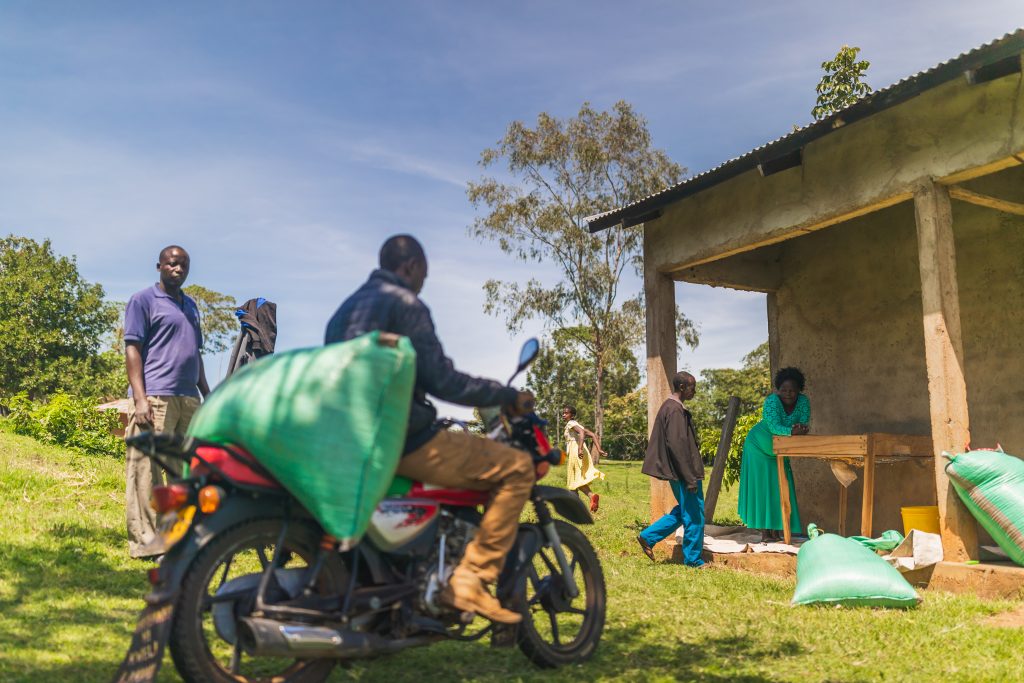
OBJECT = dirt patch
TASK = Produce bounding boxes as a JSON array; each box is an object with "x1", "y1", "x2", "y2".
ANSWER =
[{"x1": 980, "y1": 604, "x2": 1024, "y2": 628}]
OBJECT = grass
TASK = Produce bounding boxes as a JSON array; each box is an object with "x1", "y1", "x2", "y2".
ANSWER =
[{"x1": 2, "y1": 433, "x2": 1024, "y2": 682}]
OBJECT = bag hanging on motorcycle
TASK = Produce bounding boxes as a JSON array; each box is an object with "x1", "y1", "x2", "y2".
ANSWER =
[{"x1": 188, "y1": 331, "x2": 416, "y2": 548}]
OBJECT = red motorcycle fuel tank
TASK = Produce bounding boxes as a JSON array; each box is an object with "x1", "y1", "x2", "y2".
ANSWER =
[{"x1": 366, "y1": 498, "x2": 441, "y2": 553}]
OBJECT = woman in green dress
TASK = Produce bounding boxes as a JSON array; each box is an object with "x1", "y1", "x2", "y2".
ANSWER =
[{"x1": 738, "y1": 367, "x2": 809, "y2": 541}]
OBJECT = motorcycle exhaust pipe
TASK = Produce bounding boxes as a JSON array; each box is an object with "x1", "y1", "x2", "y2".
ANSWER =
[{"x1": 237, "y1": 617, "x2": 436, "y2": 659}]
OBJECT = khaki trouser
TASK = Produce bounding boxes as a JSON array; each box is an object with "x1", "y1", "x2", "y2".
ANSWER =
[
  {"x1": 397, "y1": 430, "x2": 535, "y2": 583},
  {"x1": 125, "y1": 395, "x2": 200, "y2": 557}
]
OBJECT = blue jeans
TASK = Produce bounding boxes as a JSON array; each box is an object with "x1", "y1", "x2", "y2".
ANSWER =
[{"x1": 640, "y1": 480, "x2": 705, "y2": 567}]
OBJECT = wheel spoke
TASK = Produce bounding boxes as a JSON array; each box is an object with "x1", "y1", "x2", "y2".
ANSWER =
[
  {"x1": 527, "y1": 564, "x2": 542, "y2": 589},
  {"x1": 229, "y1": 640, "x2": 242, "y2": 674},
  {"x1": 547, "y1": 609, "x2": 561, "y2": 645},
  {"x1": 217, "y1": 555, "x2": 234, "y2": 590},
  {"x1": 537, "y1": 550, "x2": 559, "y2": 575},
  {"x1": 565, "y1": 606, "x2": 587, "y2": 616},
  {"x1": 256, "y1": 545, "x2": 270, "y2": 569}
]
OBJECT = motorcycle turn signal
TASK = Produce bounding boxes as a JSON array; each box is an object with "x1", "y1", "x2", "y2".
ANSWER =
[{"x1": 198, "y1": 485, "x2": 225, "y2": 514}]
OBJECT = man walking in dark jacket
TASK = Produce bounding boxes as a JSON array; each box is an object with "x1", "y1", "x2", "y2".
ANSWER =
[
  {"x1": 325, "y1": 235, "x2": 535, "y2": 624},
  {"x1": 637, "y1": 371, "x2": 706, "y2": 567}
]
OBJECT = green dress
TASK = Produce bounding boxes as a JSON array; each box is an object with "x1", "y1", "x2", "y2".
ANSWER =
[{"x1": 737, "y1": 393, "x2": 809, "y2": 533}]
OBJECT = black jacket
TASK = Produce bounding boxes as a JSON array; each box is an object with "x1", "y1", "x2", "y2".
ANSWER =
[
  {"x1": 324, "y1": 269, "x2": 518, "y2": 453},
  {"x1": 641, "y1": 396, "x2": 703, "y2": 487}
]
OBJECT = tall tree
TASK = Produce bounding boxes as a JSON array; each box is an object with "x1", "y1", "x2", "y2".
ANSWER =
[
  {"x1": 812, "y1": 46, "x2": 872, "y2": 120},
  {"x1": 689, "y1": 341, "x2": 771, "y2": 434},
  {"x1": 183, "y1": 285, "x2": 237, "y2": 354},
  {"x1": 525, "y1": 326, "x2": 641, "y2": 439},
  {"x1": 0, "y1": 235, "x2": 119, "y2": 400},
  {"x1": 469, "y1": 101, "x2": 697, "y2": 437}
]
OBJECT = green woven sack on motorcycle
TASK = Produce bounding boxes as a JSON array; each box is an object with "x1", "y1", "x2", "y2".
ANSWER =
[
  {"x1": 187, "y1": 331, "x2": 416, "y2": 548},
  {"x1": 945, "y1": 448, "x2": 1024, "y2": 567},
  {"x1": 791, "y1": 524, "x2": 921, "y2": 608}
]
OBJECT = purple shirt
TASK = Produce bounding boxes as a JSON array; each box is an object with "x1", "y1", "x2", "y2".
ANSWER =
[{"x1": 124, "y1": 284, "x2": 204, "y2": 397}]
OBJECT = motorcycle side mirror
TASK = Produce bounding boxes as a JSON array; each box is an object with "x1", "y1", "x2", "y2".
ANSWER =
[{"x1": 508, "y1": 337, "x2": 540, "y2": 385}]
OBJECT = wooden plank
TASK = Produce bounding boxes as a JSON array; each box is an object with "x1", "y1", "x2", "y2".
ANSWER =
[
  {"x1": 774, "y1": 433, "x2": 934, "y2": 458},
  {"x1": 938, "y1": 154, "x2": 1023, "y2": 186},
  {"x1": 870, "y1": 433, "x2": 934, "y2": 457},
  {"x1": 838, "y1": 485, "x2": 848, "y2": 537},
  {"x1": 861, "y1": 434, "x2": 876, "y2": 537},
  {"x1": 704, "y1": 396, "x2": 740, "y2": 523},
  {"x1": 948, "y1": 185, "x2": 1024, "y2": 217},
  {"x1": 778, "y1": 453, "x2": 792, "y2": 545},
  {"x1": 644, "y1": 239, "x2": 678, "y2": 539},
  {"x1": 773, "y1": 434, "x2": 867, "y2": 458},
  {"x1": 914, "y1": 181, "x2": 979, "y2": 561}
]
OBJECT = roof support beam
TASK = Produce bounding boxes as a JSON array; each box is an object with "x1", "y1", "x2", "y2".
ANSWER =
[
  {"x1": 643, "y1": 235, "x2": 678, "y2": 549},
  {"x1": 948, "y1": 184, "x2": 1024, "y2": 216},
  {"x1": 913, "y1": 180, "x2": 979, "y2": 562}
]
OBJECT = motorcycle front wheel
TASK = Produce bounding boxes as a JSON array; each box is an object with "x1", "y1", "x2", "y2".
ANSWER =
[
  {"x1": 169, "y1": 518, "x2": 347, "y2": 683},
  {"x1": 516, "y1": 520, "x2": 606, "y2": 668}
]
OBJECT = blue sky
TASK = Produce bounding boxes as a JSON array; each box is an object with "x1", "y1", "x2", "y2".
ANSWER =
[{"x1": 1, "y1": 2, "x2": 1020, "y2": 414}]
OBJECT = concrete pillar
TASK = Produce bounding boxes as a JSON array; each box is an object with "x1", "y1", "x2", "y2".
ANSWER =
[
  {"x1": 913, "y1": 180, "x2": 979, "y2": 561},
  {"x1": 766, "y1": 292, "x2": 781, "y2": 379},
  {"x1": 644, "y1": 233, "x2": 677, "y2": 540}
]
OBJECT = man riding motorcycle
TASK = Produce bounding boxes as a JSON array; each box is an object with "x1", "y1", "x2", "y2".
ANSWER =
[{"x1": 324, "y1": 234, "x2": 535, "y2": 625}]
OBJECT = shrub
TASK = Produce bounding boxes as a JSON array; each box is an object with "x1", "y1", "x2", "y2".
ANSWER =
[
  {"x1": 699, "y1": 412, "x2": 759, "y2": 488},
  {"x1": 3, "y1": 391, "x2": 124, "y2": 456}
]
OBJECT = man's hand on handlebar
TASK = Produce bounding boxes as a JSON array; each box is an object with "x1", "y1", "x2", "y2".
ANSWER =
[{"x1": 507, "y1": 391, "x2": 535, "y2": 416}]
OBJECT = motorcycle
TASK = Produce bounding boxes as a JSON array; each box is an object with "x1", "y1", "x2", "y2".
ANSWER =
[{"x1": 113, "y1": 337, "x2": 606, "y2": 683}]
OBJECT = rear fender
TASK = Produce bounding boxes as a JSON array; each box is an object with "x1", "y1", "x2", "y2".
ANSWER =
[
  {"x1": 533, "y1": 485, "x2": 594, "y2": 525},
  {"x1": 146, "y1": 493, "x2": 294, "y2": 603}
]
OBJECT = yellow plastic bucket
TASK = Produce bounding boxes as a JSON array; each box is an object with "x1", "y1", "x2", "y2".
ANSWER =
[{"x1": 901, "y1": 505, "x2": 940, "y2": 535}]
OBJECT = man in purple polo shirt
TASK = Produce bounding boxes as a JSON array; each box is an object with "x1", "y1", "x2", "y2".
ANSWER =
[{"x1": 123, "y1": 245, "x2": 210, "y2": 558}]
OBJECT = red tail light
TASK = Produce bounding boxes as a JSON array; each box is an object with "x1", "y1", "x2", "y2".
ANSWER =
[{"x1": 151, "y1": 484, "x2": 190, "y2": 513}]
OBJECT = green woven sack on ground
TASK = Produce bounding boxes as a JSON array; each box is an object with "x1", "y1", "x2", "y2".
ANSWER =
[
  {"x1": 945, "y1": 448, "x2": 1024, "y2": 567},
  {"x1": 792, "y1": 524, "x2": 921, "y2": 608},
  {"x1": 188, "y1": 332, "x2": 416, "y2": 548}
]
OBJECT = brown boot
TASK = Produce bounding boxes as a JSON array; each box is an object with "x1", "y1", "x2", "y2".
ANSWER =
[{"x1": 443, "y1": 567, "x2": 522, "y2": 624}]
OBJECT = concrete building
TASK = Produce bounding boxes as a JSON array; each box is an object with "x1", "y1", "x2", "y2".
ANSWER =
[{"x1": 588, "y1": 31, "x2": 1024, "y2": 563}]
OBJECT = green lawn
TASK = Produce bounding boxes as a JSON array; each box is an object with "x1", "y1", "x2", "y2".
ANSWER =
[{"x1": 2, "y1": 432, "x2": 1023, "y2": 682}]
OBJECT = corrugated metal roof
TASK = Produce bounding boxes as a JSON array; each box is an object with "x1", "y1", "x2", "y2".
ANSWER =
[{"x1": 587, "y1": 29, "x2": 1024, "y2": 232}]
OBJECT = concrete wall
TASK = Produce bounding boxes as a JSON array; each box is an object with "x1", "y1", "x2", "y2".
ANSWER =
[
  {"x1": 643, "y1": 70, "x2": 1024, "y2": 275},
  {"x1": 955, "y1": 165, "x2": 1024, "y2": 454},
  {"x1": 772, "y1": 202, "x2": 936, "y2": 534}
]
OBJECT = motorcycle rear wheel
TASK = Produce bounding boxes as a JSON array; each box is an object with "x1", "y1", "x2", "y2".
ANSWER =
[
  {"x1": 516, "y1": 520, "x2": 606, "y2": 668},
  {"x1": 169, "y1": 518, "x2": 347, "y2": 683}
]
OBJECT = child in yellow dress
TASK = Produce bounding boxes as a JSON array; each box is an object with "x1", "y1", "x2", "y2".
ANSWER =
[{"x1": 561, "y1": 405, "x2": 606, "y2": 513}]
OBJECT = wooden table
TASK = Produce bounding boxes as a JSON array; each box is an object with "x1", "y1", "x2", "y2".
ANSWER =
[{"x1": 772, "y1": 433, "x2": 934, "y2": 544}]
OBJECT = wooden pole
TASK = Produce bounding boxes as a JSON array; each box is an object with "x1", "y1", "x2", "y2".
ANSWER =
[
  {"x1": 644, "y1": 235, "x2": 677, "y2": 540},
  {"x1": 860, "y1": 434, "x2": 876, "y2": 537},
  {"x1": 704, "y1": 396, "x2": 740, "y2": 523},
  {"x1": 914, "y1": 180, "x2": 979, "y2": 561},
  {"x1": 778, "y1": 454, "x2": 792, "y2": 545},
  {"x1": 838, "y1": 485, "x2": 848, "y2": 537}
]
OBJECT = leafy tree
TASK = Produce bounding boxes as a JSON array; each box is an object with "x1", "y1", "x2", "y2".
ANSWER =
[
  {"x1": 469, "y1": 101, "x2": 697, "y2": 437},
  {"x1": 183, "y1": 285, "x2": 237, "y2": 354},
  {"x1": 0, "y1": 236, "x2": 119, "y2": 400},
  {"x1": 690, "y1": 341, "x2": 771, "y2": 433},
  {"x1": 602, "y1": 388, "x2": 648, "y2": 460},
  {"x1": 689, "y1": 341, "x2": 771, "y2": 486},
  {"x1": 525, "y1": 327, "x2": 640, "y2": 443},
  {"x1": 812, "y1": 46, "x2": 872, "y2": 120}
]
